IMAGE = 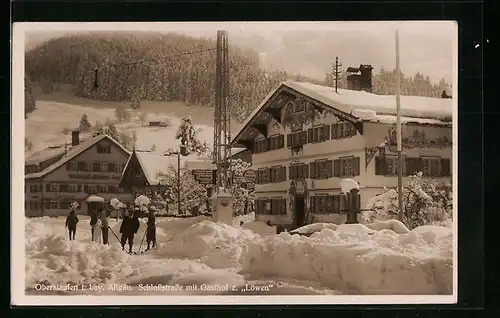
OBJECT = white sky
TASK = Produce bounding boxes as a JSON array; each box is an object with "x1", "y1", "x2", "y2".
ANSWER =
[{"x1": 23, "y1": 21, "x2": 456, "y2": 84}]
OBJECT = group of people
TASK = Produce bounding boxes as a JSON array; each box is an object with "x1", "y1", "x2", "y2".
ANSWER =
[{"x1": 64, "y1": 203, "x2": 157, "y2": 254}]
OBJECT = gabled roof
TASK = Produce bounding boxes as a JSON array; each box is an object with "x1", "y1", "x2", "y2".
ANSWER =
[
  {"x1": 127, "y1": 151, "x2": 209, "y2": 186},
  {"x1": 25, "y1": 134, "x2": 131, "y2": 180},
  {"x1": 231, "y1": 80, "x2": 453, "y2": 146}
]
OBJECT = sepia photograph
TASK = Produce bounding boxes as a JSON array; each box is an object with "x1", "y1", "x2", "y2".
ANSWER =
[{"x1": 12, "y1": 21, "x2": 457, "y2": 305}]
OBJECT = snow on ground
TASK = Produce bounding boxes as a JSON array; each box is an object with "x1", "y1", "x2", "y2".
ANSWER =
[
  {"x1": 25, "y1": 100, "x2": 219, "y2": 156},
  {"x1": 25, "y1": 215, "x2": 453, "y2": 296},
  {"x1": 240, "y1": 223, "x2": 453, "y2": 295}
]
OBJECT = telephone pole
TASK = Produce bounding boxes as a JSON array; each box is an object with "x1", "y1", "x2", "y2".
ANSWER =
[
  {"x1": 334, "y1": 56, "x2": 342, "y2": 93},
  {"x1": 395, "y1": 31, "x2": 404, "y2": 215},
  {"x1": 213, "y1": 30, "x2": 231, "y2": 194}
]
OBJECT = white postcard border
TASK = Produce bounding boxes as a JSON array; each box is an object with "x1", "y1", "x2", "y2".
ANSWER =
[{"x1": 11, "y1": 21, "x2": 459, "y2": 306}]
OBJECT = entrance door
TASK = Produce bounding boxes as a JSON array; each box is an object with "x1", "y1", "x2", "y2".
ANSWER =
[{"x1": 294, "y1": 197, "x2": 306, "y2": 227}]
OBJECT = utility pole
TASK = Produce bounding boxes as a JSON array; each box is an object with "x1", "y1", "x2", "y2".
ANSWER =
[
  {"x1": 213, "y1": 30, "x2": 231, "y2": 194},
  {"x1": 177, "y1": 151, "x2": 181, "y2": 215},
  {"x1": 334, "y1": 56, "x2": 342, "y2": 93},
  {"x1": 395, "y1": 31, "x2": 404, "y2": 215}
]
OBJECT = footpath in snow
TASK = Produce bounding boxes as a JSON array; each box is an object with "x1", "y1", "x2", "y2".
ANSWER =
[{"x1": 24, "y1": 214, "x2": 453, "y2": 295}]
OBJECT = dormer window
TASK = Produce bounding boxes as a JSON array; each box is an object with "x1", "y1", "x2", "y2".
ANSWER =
[{"x1": 291, "y1": 99, "x2": 306, "y2": 113}]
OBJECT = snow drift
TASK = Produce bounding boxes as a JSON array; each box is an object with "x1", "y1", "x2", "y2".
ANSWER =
[
  {"x1": 26, "y1": 234, "x2": 132, "y2": 289},
  {"x1": 158, "y1": 220, "x2": 260, "y2": 268},
  {"x1": 240, "y1": 223, "x2": 453, "y2": 295}
]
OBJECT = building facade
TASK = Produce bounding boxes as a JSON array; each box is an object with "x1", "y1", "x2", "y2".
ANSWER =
[
  {"x1": 25, "y1": 133, "x2": 134, "y2": 217},
  {"x1": 231, "y1": 80, "x2": 453, "y2": 229}
]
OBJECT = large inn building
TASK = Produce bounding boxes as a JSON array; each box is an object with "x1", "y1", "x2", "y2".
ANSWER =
[
  {"x1": 231, "y1": 79, "x2": 453, "y2": 228},
  {"x1": 25, "y1": 131, "x2": 134, "y2": 216}
]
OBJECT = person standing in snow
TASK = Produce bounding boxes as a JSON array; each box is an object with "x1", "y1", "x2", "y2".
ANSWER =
[
  {"x1": 120, "y1": 208, "x2": 140, "y2": 253},
  {"x1": 146, "y1": 206, "x2": 157, "y2": 251},
  {"x1": 89, "y1": 209, "x2": 98, "y2": 241},
  {"x1": 100, "y1": 208, "x2": 110, "y2": 245},
  {"x1": 65, "y1": 209, "x2": 79, "y2": 240}
]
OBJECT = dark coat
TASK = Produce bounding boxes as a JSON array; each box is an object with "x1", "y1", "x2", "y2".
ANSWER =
[
  {"x1": 65, "y1": 212, "x2": 79, "y2": 229},
  {"x1": 120, "y1": 216, "x2": 140, "y2": 235},
  {"x1": 89, "y1": 212, "x2": 98, "y2": 226},
  {"x1": 146, "y1": 214, "x2": 156, "y2": 240}
]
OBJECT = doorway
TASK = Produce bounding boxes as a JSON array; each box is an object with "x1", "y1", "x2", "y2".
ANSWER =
[{"x1": 294, "y1": 196, "x2": 306, "y2": 227}]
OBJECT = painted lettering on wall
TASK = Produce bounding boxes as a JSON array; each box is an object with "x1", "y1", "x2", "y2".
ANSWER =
[{"x1": 68, "y1": 174, "x2": 121, "y2": 181}]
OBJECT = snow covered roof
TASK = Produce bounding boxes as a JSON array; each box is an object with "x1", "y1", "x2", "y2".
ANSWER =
[
  {"x1": 286, "y1": 81, "x2": 452, "y2": 120},
  {"x1": 133, "y1": 151, "x2": 207, "y2": 185},
  {"x1": 25, "y1": 146, "x2": 66, "y2": 165},
  {"x1": 231, "y1": 80, "x2": 453, "y2": 146},
  {"x1": 25, "y1": 134, "x2": 131, "y2": 180}
]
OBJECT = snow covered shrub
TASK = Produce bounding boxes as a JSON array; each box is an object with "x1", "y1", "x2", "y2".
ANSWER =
[
  {"x1": 229, "y1": 158, "x2": 255, "y2": 216},
  {"x1": 158, "y1": 166, "x2": 208, "y2": 216},
  {"x1": 363, "y1": 172, "x2": 452, "y2": 229}
]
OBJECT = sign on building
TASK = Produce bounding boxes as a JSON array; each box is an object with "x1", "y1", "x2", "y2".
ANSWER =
[
  {"x1": 243, "y1": 169, "x2": 256, "y2": 183},
  {"x1": 192, "y1": 169, "x2": 215, "y2": 184}
]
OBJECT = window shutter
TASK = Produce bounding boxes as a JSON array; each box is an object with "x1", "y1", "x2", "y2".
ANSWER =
[
  {"x1": 304, "y1": 164, "x2": 309, "y2": 178},
  {"x1": 331, "y1": 124, "x2": 338, "y2": 139},
  {"x1": 280, "y1": 166, "x2": 286, "y2": 181},
  {"x1": 327, "y1": 160, "x2": 334, "y2": 177},
  {"x1": 93, "y1": 162, "x2": 100, "y2": 172},
  {"x1": 308, "y1": 128, "x2": 314, "y2": 143},
  {"x1": 288, "y1": 166, "x2": 293, "y2": 180},
  {"x1": 45, "y1": 184, "x2": 50, "y2": 192},
  {"x1": 108, "y1": 163, "x2": 115, "y2": 172},
  {"x1": 341, "y1": 195, "x2": 347, "y2": 212},
  {"x1": 441, "y1": 158, "x2": 451, "y2": 176},
  {"x1": 333, "y1": 159, "x2": 340, "y2": 177},
  {"x1": 301, "y1": 131, "x2": 308, "y2": 144},
  {"x1": 279, "y1": 135, "x2": 285, "y2": 148},
  {"x1": 417, "y1": 158, "x2": 424, "y2": 173},
  {"x1": 353, "y1": 157, "x2": 360, "y2": 176},
  {"x1": 287, "y1": 134, "x2": 292, "y2": 148},
  {"x1": 256, "y1": 171, "x2": 260, "y2": 185},
  {"x1": 310, "y1": 196, "x2": 316, "y2": 214},
  {"x1": 324, "y1": 125, "x2": 331, "y2": 140},
  {"x1": 375, "y1": 157, "x2": 381, "y2": 175},
  {"x1": 309, "y1": 162, "x2": 315, "y2": 179}
]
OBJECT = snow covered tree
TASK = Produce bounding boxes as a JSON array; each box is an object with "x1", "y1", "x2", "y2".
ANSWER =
[
  {"x1": 79, "y1": 114, "x2": 91, "y2": 132},
  {"x1": 24, "y1": 75, "x2": 36, "y2": 117},
  {"x1": 130, "y1": 93, "x2": 141, "y2": 109},
  {"x1": 175, "y1": 116, "x2": 210, "y2": 155},
  {"x1": 95, "y1": 121, "x2": 104, "y2": 135},
  {"x1": 228, "y1": 158, "x2": 255, "y2": 216},
  {"x1": 157, "y1": 166, "x2": 208, "y2": 216},
  {"x1": 363, "y1": 172, "x2": 452, "y2": 229},
  {"x1": 105, "y1": 124, "x2": 119, "y2": 140},
  {"x1": 115, "y1": 107, "x2": 126, "y2": 123},
  {"x1": 139, "y1": 112, "x2": 148, "y2": 126}
]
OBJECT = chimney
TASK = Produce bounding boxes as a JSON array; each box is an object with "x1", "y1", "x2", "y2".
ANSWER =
[
  {"x1": 359, "y1": 64, "x2": 373, "y2": 93},
  {"x1": 346, "y1": 64, "x2": 373, "y2": 92},
  {"x1": 71, "y1": 130, "x2": 80, "y2": 146}
]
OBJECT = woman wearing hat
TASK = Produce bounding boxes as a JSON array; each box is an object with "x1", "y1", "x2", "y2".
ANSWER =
[{"x1": 146, "y1": 205, "x2": 157, "y2": 251}]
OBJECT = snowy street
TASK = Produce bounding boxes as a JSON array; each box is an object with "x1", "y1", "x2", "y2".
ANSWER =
[{"x1": 25, "y1": 213, "x2": 453, "y2": 296}]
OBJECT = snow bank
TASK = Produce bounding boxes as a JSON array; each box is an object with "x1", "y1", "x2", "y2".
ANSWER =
[
  {"x1": 233, "y1": 212, "x2": 255, "y2": 227},
  {"x1": 242, "y1": 221, "x2": 277, "y2": 236},
  {"x1": 158, "y1": 220, "x2": 260, "y2": 268},
  {"x1": 290, "y1": 223, "x2": 338, "y2": 235},
  {"x1": 365, "y1": 219, "x2": 410, "y2": 234},
  {"x1": 26, "y1": 234, "x2": 133, "y2": 288},
  {"x1": 241, "y1": 224, "x2": 453, "y2": 295}
]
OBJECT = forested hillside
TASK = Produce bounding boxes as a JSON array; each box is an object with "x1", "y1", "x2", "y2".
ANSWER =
[
  {"x1": 25, "y1": 32, "x2": 291, "y2": 122},
  {"x1": 25, "y1": 32, "x2": 451, "y2": 121}
]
